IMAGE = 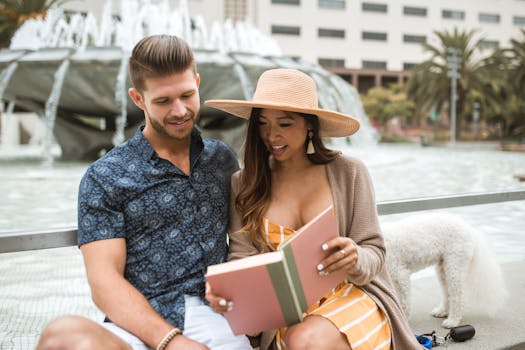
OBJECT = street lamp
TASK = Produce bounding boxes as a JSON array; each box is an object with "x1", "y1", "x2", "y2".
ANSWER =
[{"x1": 447, "y1": 48, "x2": 461, "y2": 145}]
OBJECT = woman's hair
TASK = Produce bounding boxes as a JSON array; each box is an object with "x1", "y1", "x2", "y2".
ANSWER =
[{"x1": 235, "y1": 108, "x2": 340, "y2": 252}]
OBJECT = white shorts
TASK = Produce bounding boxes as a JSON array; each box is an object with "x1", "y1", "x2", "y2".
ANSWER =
[{"x1": 102, "y1": 295, "x2": 251, "y2": 350}]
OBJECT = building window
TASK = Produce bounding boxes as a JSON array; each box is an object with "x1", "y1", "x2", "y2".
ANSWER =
[
  {"x1": 224, "y1": 0, "x2": 247, "y2": 22},
  {"x1": 403, "y1": 6, "x2": 427, "y2": 17},
  {"x1": 403, "y1": 34, "x2": 426, "y2": 44},
  {"x1": 318, "y1": 58, "x2": 345, "y2": 68},
  {"x1": 480, "y1": 40, "x2": 499, "y2": 49},
  {"x1": 479, "y1": 13, "x2": 500, "y2": 23},
  {"x1": 362, "y1": 60, "x2": 387, "y2": 69},
  {"x1": 442, "y1": 9, "x2": 465, "y2": 20},
  {"x1": 318, "y1": 28, "x2": 345, "y2": 38},
  {"x1": 362, "y1": 2, "x2": 387, "y2": 13},
  {"x1": 362, "y1": 31, "x2": 387, "y2": 41},
  {"x1": 271, "y1": 25, "x2": 301, "y2": 35},
  {"x1": 514, "y1": 16, "x2": 525, "y2": 25},
  {"x1": 403, "y1": 62, "x2": 417, "y2": 70},
  {"x1": 271, "y1": 0, "x2": 300, "y2": 4},
  {"x1": 318, "y1": 0, "x2": 346, "y2": 9}
]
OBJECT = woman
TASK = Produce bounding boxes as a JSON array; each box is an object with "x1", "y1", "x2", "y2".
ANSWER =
[{"x1": 205, "y1": 69, "x2": 422, "y2": 350}]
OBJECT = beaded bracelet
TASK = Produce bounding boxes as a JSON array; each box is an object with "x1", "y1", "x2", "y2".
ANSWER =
[{"x1": 156, "y1": 328, "x2": 182, "y2": 350}]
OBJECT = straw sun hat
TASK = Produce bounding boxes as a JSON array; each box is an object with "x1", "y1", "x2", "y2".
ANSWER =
[{"x1": 205, "y1": 68, "x2": 360, "y2": 137}]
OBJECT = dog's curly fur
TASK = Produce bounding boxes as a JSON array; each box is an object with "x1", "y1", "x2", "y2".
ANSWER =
[{"x1": 382, "y1": 213, "x2": 508, "y2": 328}]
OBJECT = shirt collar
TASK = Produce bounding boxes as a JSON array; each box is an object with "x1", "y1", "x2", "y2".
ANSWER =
[{"x1": 128, "y1": 125, "x2": 204, "y2": 162}]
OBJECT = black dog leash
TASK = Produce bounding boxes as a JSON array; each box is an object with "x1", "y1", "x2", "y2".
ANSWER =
[{"x1": 416, "y1": 325, "x2": 476, "y2": 348}]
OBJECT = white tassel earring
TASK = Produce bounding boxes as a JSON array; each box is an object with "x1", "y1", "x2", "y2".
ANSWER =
[
  {"x1": 306, "y1": 130, "x2": 315, "y2": 155},
  {"x1": 268, "y1": 154, "x2": 275, "y2": 169}
]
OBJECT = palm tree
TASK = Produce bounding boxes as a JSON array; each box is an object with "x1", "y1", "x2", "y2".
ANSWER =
[
  {"x1": 0, "y1": 0, "x2": 67, "y2": 49},
  {"x1": 475, "y1": 29, "x2": 525, "y2": 137},
  {"x1": 507, "y1": 29, "x2": 525, "y2": 99},
  {"x1": 406, "y1": 28, "x2": 504, "y2": 140},
  {"x1": 502, "y1": 29, "x2": 525, "y2": 136}
]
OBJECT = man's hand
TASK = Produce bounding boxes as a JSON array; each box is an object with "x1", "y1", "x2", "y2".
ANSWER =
[{"x1": 167, "y1": 335, "x2": 210, "y2": 350}]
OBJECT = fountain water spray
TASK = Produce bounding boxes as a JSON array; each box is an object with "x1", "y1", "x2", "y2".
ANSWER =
[
  {"x1": 10, "y1": 0, "x2": 282, "y2": 56},
  {"x1": 42, "y1": 58, "x2": 71, "y2": 166},
  {"x1": 113, "y1": 55, "x2": 129, "y2": 147},
  {"x1": 1, "y1": 0, "x2": 377, "y2": 162},
  {"x1": 0, "y1": 63, "x2": 19, "y2": 145}
]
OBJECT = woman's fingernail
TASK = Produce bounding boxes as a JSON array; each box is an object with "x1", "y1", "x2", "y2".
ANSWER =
[
  {"x1": 322, "y1": 243, "x2": 328, "y2": 251},
  {"x1": 317, "y1": 263, "x2": 324, "y2": 271},
  {"x1": 219, "y1": 299, "x2": 227, "y2": 306},
  {"x1": 319, "y1": 271, "x2": 329, "y2": 276},
  {"x1": 227, "y1": 302, "x2": 234, "y2": 311}
]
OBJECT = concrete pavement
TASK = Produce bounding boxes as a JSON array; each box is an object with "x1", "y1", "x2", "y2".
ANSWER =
[
  {"x1": 0, "y1": 249, "x2": 523, "y2": 349},
  {"x1": 409, "y1": 261, "x2": 525, "y2": 350}
]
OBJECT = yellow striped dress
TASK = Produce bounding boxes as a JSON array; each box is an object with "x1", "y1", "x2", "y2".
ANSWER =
[{"x1": 263, "y1": 217, "x2": 392, "y2": 350}]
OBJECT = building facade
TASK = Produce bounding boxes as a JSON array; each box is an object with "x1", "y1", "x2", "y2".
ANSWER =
[
  {"x1": 61, "y1": 0, "x2": 525, "y2": 92},
  {"x1": 254, "y1": 0, "x2": 525, "y2": 92}
]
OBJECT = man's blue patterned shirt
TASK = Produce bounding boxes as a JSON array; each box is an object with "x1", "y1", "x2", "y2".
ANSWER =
[{"x1": 77, "y1": 126, "x2": 239, "y2": 329}]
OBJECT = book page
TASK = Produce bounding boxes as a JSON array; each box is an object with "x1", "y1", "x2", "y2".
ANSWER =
[{"x1": 206, "y1": 251, "x2": 282, "y2": 275}]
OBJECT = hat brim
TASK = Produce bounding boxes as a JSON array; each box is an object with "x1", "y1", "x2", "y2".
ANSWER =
[{"x1": 205, "y1": 99, "x2": 360, "y2": 138}]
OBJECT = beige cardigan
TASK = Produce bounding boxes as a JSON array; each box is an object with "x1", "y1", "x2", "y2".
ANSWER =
[{"x1": 228, "y1": 154, "x2": 423, "y2": 350}]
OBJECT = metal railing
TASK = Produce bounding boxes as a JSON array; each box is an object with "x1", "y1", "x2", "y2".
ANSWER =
[{"x1": 1, "y1": 189, "x2": 525, "y2": 254}]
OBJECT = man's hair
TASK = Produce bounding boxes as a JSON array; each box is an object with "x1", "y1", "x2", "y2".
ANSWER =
[{"x1": 129, "y1": 34, "x2": 196, "y2": 92}]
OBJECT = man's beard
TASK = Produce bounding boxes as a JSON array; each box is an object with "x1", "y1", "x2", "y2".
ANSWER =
[{"x1": 146, "y1": 111, "x2": 196, "y2": 140}]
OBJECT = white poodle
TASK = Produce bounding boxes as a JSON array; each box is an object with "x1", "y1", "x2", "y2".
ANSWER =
[{"x1": 382, "y1": 212, "x2": 508, "y2": 328}]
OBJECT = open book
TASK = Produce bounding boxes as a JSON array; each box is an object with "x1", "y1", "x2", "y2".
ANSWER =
[{"x1": 205, "y1": 206, "x2": 346, "y2": 335}]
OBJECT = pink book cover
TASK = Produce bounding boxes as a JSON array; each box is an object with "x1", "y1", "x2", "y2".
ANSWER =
[
  {"x1": 205, "y1": 206, "x2": 344, "y2": 335},
  {"x1": 280, "y1": 205, "x2": 346, "y2": 309},
  {"x1": 205, "y1": 252, "x2": 296, "y2": 335}
]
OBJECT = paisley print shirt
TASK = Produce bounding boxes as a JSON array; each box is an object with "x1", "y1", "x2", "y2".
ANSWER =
[{"x1": 77, "y1": 126, "x2": 239, "y2": 329}]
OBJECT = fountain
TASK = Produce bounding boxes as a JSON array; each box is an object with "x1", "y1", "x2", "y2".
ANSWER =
[{"x1": 0, "y1": 0, "x2": 377, "y2": 161}]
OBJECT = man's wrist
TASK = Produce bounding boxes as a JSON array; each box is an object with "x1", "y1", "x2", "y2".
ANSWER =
[{"x1": 156, "y1": 328, "x2": 182, "y2": 350}]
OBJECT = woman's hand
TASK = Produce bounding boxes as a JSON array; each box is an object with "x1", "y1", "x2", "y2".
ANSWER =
[
  {"x1": 316, "y1": 237, "x2": 358, "y2": 275},
  {"x1": 205, "y1": 282, "x2": 233, "y2": 314}
]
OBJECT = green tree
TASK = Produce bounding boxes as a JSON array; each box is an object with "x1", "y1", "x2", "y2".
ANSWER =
[
  {"x1": 0, "y1": 0, "x2": 67, "y2": 49},
  {"x1": 406, "y1": 28, "x2": 503, "y2": 140},
  {"x1": 508, "y1": 29, "x2": 525, "y2": 99},
  {"x1": 479, "y1": 29, "x2": 525, "y2": 137},
  {"x1": 362, "y1": 84, "x2": 415, "y2": 126},
  {"x1": 504, "y1": 29, "x2": 525, "y2": 136}
]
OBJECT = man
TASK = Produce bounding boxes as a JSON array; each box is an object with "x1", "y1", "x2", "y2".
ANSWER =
[{"x1": 36, "y1": 35, "x2": 251, "y2": 350}]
